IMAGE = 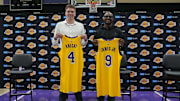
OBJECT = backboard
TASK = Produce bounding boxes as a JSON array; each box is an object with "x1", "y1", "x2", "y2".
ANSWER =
[{"x1": 70, "y1": 0, "x2": 116, "y2": 8}]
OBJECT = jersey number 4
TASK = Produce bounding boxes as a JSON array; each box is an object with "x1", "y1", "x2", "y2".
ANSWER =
[
  {"x1": 105, "y1": 55, "x2": 112, "y2": 67},
  {"x1": 68, "y1": 52, "x2": 75, "y2": 64}
]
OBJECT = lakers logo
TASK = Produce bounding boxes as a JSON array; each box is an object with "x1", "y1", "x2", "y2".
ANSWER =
[
  {"x1": 51, "y1": 70, "x2": 60, "y2": 77},
  {"x1": 153, "y1": 71, "x2": 162, "y2": 78},
  {"x1": 51, "y1": 28, "x2": 55, "y2": 34},
  {"x1": 4, "y1": 69, "x2": 10, "y2": 76},
  {"x1": 52, "y1": 14, "x2": 61, "y2": 21},
  {"x1": 153, "y1": 57, "x2": 162, "y2": 64},
  {"x1": 167, "y1": 80, "x2": 175, "y2": 85},
  {"x1": 128, "y1": 14, "x2": 138, "y2": 20},
  {"x1": 30, "y1": 71, "x2": 36, "y2": 76},
  {"x1": 88, "y1": 64, "x2": 96, "y2": 70},
  {"x1": 4, "y1": 15, "x2": 13, "y2": 22},
  {"x1": 38, "y1": 49, "x2": 48, "y2": 56},
  {"x1": 154, "y1": 28, "x2": 163, "y2": 35},
  {"x1": 128, "y1": 28, "x2": 138, "y2": 35},
  {"x1": 4, "y1": 82, "x2": 10, "y2": 88},
  {"x1": 28, "y1": 15, "x2": 37, "y2": 21},
  {"x1": 16, "y1": 79, "x2": 24, "y2": 83},
  {"x1": 129, "y1": 85, "x2": 137, "y2": 91},
  {"x1": 130, "y1": 71, "x2": 137, "y2": 78},
  {"x1": 15, "y1": 49, "x2": 24, "y2": 54},
  {"x1": 27, "y1": 83, "x2": 36, "y2": 89},
  {"x1": 27, "y1": 28, "x2": 36, "y2": 35},
  {"x1": 140, "y1": 35, "x2": 150, "y2": 42},
  {"x1": 166, "y1": 49, "x2": 175, "y2": 55},
  {"x1": 153, "y1": 85, "x2": 162, "y2": 91},
  {"x1": 38, "y1": 77, "x2": 47, "y2": 83},
  {"x1": 166, "y1": 35, "x2": 175, "y2": 42},
  {"x1": 4, "y1": 29, "x2": 13, "y2": 36},
  {"x1": 39, "y1": 35, "x2": 48, "y2": 42},
  {"x1": 15, "y1": 22, "x2": 24, "y2": 28},
  {"x1": 88, "y1": 49, "x2": 96, "y2": 56},
  {"x1": 32, "y1": 56, "x2": 36, "y2": 62},
  {"x1": 4, "y1": 56, "x2": 12, "y2": 62},
  {"x1": 140, "y1": 64, "x2": 149, "y2": 71},
  {"x1": 89, "y1": 35, "x2": 94, "y2": 41},
  {"x1": 27, "y1": 42, "x2": 36, "y2": 49},
  {"x1": 128, "y1": 42, "x2": 138, "y2": 49},
  {"x1": 51, "y1": 84, "x2": 59, "y2": 90},
  {"x1": 88, "y1": 78, "x2": 96, "y2": 84},
  {"x1": 166, "y1": 21, "x2": 176, "y2": 28},
  {"x1": 77, "y1": 14, "x2": 87, "y2": 21},
  {"x1": 140, "y1": 21, "x2": 150, "y2": 28},
  {"x1": 154, "y1": 14, "x2": 164, "y2": 21},
  {"x1": 38, "y1": 63, "x2": 47, "y2": 70},
  {"x1": 15, "y1": 35, "x2": 24, "y2": 42},
  {"x1": 128, "y1": 57, "x2": 137, "y2": 64},
  {"x1": 89, "y1": 21, "x2": 99, "y2": 28},
  {"x1": 115, "y1": 21, "x2": 124, "y2": 28},
  {"x1": 4, "y1": 42, "x2": 13, "y2": 49},
  {"x1": 51, "y1": 56, "x2": 59, "y2": 63},
  {"x1": 153, "y1": 42, "x2": 163, "y2": 49},
  {"x1": 52, "y1": 44, "x2": 59, "y2": 49},
  {"x1": 39, "y1": 21, "x2": 48, "y2": 28},
  {"x1": 140, "y1": 49, "x2": 150, "y2": 56},
  {"x1": 140, "y1": 78, "x2": 149, "y2": 84}
]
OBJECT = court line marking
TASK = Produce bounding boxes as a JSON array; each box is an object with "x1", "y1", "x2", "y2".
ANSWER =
[
  {"x1": 154, "y1": 91, "x2": 171, "y2": 101},
  {"x1": 0, "y1": 89, "x2": 14, "y2": 96},
  {"x1": 13, "y1": 90, "x2": 31, "y2": 101}
]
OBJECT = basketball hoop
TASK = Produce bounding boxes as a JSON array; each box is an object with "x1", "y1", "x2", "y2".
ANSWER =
[{"x1": 89, "y1": 3, "x2": 97, "y2": 13}]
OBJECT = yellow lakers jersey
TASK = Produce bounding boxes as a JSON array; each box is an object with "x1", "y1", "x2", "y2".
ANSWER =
[
  {"x1": 58, "y1": 35, "x2": 83, "y2": 93},
  {"x1": 95, "y1": 38, "x2": 122, "y2": 97}
]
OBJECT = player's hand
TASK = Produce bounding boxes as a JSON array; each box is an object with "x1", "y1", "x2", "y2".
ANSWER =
[
  {"x1": 81, "y1": 34, "x2": 87, "y2": 41},
  {"x1": 92, "y1": 39, "x2": 98, "y2": 46},
  {"x1": 119, "y1": 38, "x2": 124, "y2": 47},
  {"x1": 54, "y1": 32, "x2": 63, "y2": 40}
]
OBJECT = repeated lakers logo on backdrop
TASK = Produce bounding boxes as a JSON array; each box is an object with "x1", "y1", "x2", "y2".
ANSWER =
[
  {"x1": 128, "y1": 42, "x2": 138, "y2": 49},
  {"x1": 128, "y1": 28, "x2": 138, "y2": 35},
  {"x1": 153, "y1": 57, "x2": 163, "y2": 64},
  {"x1": 166, "y1": 35, "x2": 176, "y2": 42},
  {"x1": 15, "y1": 22, "x2": 24, "y2": 28},
  {"x1": 140, "y1": 21, "x2": 150, "y2": 28},
  {"x1": 4, "y1": 15, "x2": 13, "y2": 22},
  {"x1": 168, "y1": 80, "x2": 175, "y2": 85},
  {"x1": 27, "y1": 42, "x2": 36, "y2": 49},
  {"x1": 128, "y1": 57, "x2": 137, "y2": 64},
  {"x1": 140, "y1": 49, "x2": 150, "y2": 56},
  {"x1": 89, "y1": 21, "x2": 99, "y2": 28},
  {"x1": 154, "y1": 14, "x2": 164, "y2": 21},
  {"x1": 39, "y1": 21, "x2": 48, "y2": 28},
  {"x1": 51, "y1": 44, "x2": 59, "y2": 49},
  {"x1": 15, "y1": 49, "x2": 24, "y2": 54},
  {"x1": 30, "y1": 71, "x2": 36, "y2": 76},
  {"x1": 165, "y1": 49, "x2": 175, "y2": 55},
  {"x1": 39, "y1": 35, "x2": 48, "y2": 42},
  {"x1": 51, "y1": 70, "x2": 60, "y2": 77},
  {"x1": 38, "y1": 49, "x2": 48, "y2": 56},
  {"x1": 4, "y1": 56, "x2": 12, "y2": 62},
  {"x1": 166, "y1": 21, "x2": 176, "y2": 28},
  {"x1": 153, "y1": 28, "x2": 164, "y2": 35},
  {"x1": 27, "y1": 83, "x2": 36, "y2": 89},
  {"x1": 38, "y1": 77, "x2": 48, "y2": 83},
  {"x1": 4, "y1": 42, "x2": 13, "y2": 49},
  {"x1": 38, "y1": 63, "x2": 48, "y2": 70},
  {"x1": 52, "y1": 14, "x2": 61, "y2": 21},
  {"x1": 51, "y1": 84, "x2": 59, "y2": 90},
  {"x1": 4, "y1": 69, "x2": 10, "y2": 76},
  {"x1": 153, "y1": 42, "x2": 163, "y2": 49},
  {"x1": 115, "y1": 21, "x2": 125, "y2": 27},
  {"x1": 140, "y1": 35, "x2": 150, "y2": 42},
  {"x1": 4, "y1": 29, "x2": 13, "y2": 36},
  {"x1": 140, "y1": 64, "x2": 149, "y2": 71},
  {"x1": 88, "y1": 49, "x2": 96, "y2": 56},
  {"x1": 28, "y1": 15, "x2": 37, "y2": 21},
  {"x1": 15, "y1": 35, "x2": 24, "y2": 42},
  {"x1": 88, "y1": 35, "x2": 94, "y2": 41},
  {"x1": 128, "y1": 14, "x2": 138, "y2": 20},
  {"x1": 153, "y1": 85, "x2": 162, "y2": 91},
  {"x1": 88, "y1": 64, "x2": 96, "y2": 71},
  {"x1": 130, "y1": 71, "x2": 137, "y2": 78},
  {"x1": 77, "y1": 14, "x2": 87, "y2": 21},
  {"x1": 140, "y1": 78, "x2": 149, "y2": 85},
  {"x1": 51, "y1": 56, "x2": 59, "y2": 63},
  {"x1": 4, "y1": 82, "x2": 10, "y2": 89},
  {"x1": 16, "y1": 79, "x2": 24, "y2": 83},
  {"x1": 153, "y1": 71, "x2": 163, "y2": 78},
  {"x1": 129, "y1": 85, "x2": 137, "y2": 91},
  {"x1": 88, "y1": 78, "x2": 96, "y2": 84},
  {"x1": 27, "y1": 28, "x2": 37, "y2": 35}
]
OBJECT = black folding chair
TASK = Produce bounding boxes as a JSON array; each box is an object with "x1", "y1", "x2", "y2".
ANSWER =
[
  {"x1": 120, "y1": 54, "x2": 132, "y2": 101},
  {"x1": 9, "y1": 54, "x2": 33, "y2": 101},
  {"x1": 162, "y1": 54, "x2": 180, "y2": 101}
]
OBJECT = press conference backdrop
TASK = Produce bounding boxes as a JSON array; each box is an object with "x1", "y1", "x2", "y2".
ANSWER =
[{"x1": 0, "y1": 2, "x2": 180, "y2": 91}]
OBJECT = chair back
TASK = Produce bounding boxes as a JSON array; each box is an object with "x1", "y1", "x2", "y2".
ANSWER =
[
  {"x1": 121, "y1": 54, "x2": 127, "y2": 67},
  {"x1": 12, "y1": 54, "x2": 32, "y2": 69},
  {"x1": 163, "y1": 54, "x2": 180, "y2": 70}
]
